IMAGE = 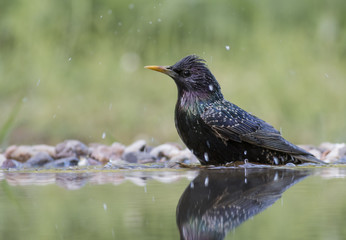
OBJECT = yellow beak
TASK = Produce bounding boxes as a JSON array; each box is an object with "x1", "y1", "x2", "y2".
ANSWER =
[{"x1": 144, "y1": 65, "x2": 170, "y2": 74}]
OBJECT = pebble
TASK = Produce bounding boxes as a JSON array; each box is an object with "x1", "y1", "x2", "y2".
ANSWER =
[
  {"x1": 88, "y1": 158, "x2": 103, "y2": 166},
  {"x1": 321, "y1": 143, "x2": 346, "y2": 163},
  {"x1": 169, "y1": 148, "x2": 199, "y2": 166},
  {"x1": 55, "y1": 140, "x2": 89, "y2": 158},
  {"x1": 105, "y1": 159, "x2": 129, "y2": 168},
  {"x1": 1, "y1": 140, "x2": 346, "y2": 169},
  {"x1": 89, "y1": 142, "x2": 125, "y2": 163},
  {"x1": 122, "y1": 151, "x2": 155, "y2": 163},
  {"x1": 335, "y1": 156, "x2": 346, "y2": 164},
  {"x1": 77, "y1": 157, "x2": 88, "y2": 167},
  {"x1": 123, "y1": 139, "x2": 147, "y2": 155},
  {"x1": 25, "y1": 152, "x2": 54, "y2": 167},
  {"x1": 308, "y1": 149, "x2": 322, "y2": 160},
  {"x1": 44, "y1": 157, "x2": 80, "y2": 168},
  {"x1": 0, "y1": 154, "x2": 5, "y2": 166},
  {"x1": 319, "y1": 142, "x2": 336, "y2": 152},
  {"x1": 150, "y1": 143, "x2": 181, "y2": 160},
  {"x1": 5, "y1": 144, "x2": 56, "y2": 162},
  {"x1": 2, "y1": 159, "x2": 23, "y2": 169}
]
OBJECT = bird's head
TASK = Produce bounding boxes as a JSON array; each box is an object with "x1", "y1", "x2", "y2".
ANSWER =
[{"x1": 145, "y1": 55, "x2": 222, "y2": 99}]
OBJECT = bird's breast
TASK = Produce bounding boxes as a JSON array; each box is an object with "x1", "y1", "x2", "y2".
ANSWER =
[{"x1": 175, "y1": 104, "x2": 203, "y2": 140}]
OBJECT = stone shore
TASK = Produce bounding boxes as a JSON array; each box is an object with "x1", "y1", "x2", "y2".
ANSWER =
[{"x1": 0, "y1": 140, "x2": 345, "y2": 169}]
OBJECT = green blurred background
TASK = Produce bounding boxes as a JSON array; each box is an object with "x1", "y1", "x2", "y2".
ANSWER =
[{"x1": 0, "y1": 0, "x2": 345, "y2": 147}]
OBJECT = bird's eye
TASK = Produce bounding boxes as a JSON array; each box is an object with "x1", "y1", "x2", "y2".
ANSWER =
[{"x1": 182, "y1": 70, "x2": 191, "y2": 78}]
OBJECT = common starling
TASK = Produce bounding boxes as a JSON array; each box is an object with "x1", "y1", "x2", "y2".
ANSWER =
[
  {"x1": 145, "y1": 55, "x2": 323, "y2": 165},
  {"x1": 176, "y1": 168, "x2": 310, "y2": 239}
]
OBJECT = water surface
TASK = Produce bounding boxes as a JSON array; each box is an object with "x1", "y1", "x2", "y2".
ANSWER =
[{"x1": 0, "y1": 167, "x2": 345, "y2": 240}]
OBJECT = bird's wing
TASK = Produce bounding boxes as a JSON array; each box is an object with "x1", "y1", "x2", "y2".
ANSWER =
[{"x1": 201, "y1": 100, "x2": 311, "y2": 155}]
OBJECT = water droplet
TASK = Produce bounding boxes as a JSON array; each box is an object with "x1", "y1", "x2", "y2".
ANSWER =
[
  {"x1": 36, "y1": 79, "x2": 40, "y2": 87},
  {"x1": 204, "y1": 177, "x2": 209, "y2": 187},
  {"x1": 206, "y1": 140, "x2": 210, "y2": 148},
  {"x1": 208, "y1": 84, "x2": 214, "y2": 91},
  {"x1": 149, "y1": 21, "x2": 152, "y2": 24},
  {"x1": 128, "y1": 3, "x2": 135, "y2": 9},
  {"x1": 118, "y1": 22, "x2": 122, "y2": 26},
  {"x1": 144, "y1": 185, "x2": 147, "y2": 193},
  {"x1": 103, "y1": 203, "x2": 107, "y2": 211},
  {"x1": 102, "y1": 132, "x2": 106, "y2": 139},
  {"x1": 225, "y1": 45, "x2": 230, "y2": 51},
  {"x1": 108, "y1": 9, "x2": 112, "y2": 15},
  {"x1": 204, "y1": 152, "x2": 209, "y2": 162},
  {"x1": 273, "y1": 157, "x2": 279, "y2": 165},
  {"x1": 324, "y1": 73, "x2": 329, "y2": 78},
  {"x1": 22, "y1": 97, "x2": 28, "y2": 102},
  {"x1": 109, "y1": 103, "x2": 113, "y2": 110},
  {"x1": 68, "y1": 57, "x2": 72, "y2": 61},
  {"x1": 244, "y1": 158, "x2": 248, "y2": 164},
  {"x1": 190, "y1": 181, "x2": 194, "y2": 189},
  {"x1": 157, "y1": 18, "x2": 162, "y2": 22},
  {"x1": 152, "y1": 196, "x2": 155, "y2": 202},
  {"x1": 244, "y1": 150, "x2": 247, "y2": 155},
  {"x1": 52, "y1": 114, "x2": 56, "y2": 119},
  {"x1": 100, "y1": 15, "x2": 103, "y2": 19}
]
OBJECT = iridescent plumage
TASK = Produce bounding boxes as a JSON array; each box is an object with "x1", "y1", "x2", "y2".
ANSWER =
[{"x1": 145, "y1": 55, "x2": 323, "y2": 165}]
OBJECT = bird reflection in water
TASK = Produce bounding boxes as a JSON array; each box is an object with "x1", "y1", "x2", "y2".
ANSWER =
[{"x1": 176, "y1": 167, "x2": 310, "y2": 240}]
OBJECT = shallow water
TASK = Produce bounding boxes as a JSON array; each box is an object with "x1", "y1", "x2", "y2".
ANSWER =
[{"x1": 0, "y1": 166, "x2": 345, "y2": 240}]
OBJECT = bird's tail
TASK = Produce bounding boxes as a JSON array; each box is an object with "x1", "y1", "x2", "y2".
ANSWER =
[{"x1": 294, "y1": 153, "x2": 326, "y2": 164}]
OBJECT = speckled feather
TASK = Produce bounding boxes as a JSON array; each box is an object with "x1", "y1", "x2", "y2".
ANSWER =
[
  {"x1": 201, "y1": 99, "x2": 316, "y2": 158},
  {"x1": 146, "y1": 55, "x2": 323, "y2": 165}
]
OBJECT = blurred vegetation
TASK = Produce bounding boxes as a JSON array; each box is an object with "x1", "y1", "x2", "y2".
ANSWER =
[{"x1": 0, "y1": 0, "x2": 345, "y2": 146}]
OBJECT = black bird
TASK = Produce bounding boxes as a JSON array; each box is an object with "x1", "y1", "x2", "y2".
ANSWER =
[
  {"x1": 145, "y1": 55, "x2": 323, "y2": 165},
  {"x1": 176, "y1": 168, "x2": 310, "y2": 239}
]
